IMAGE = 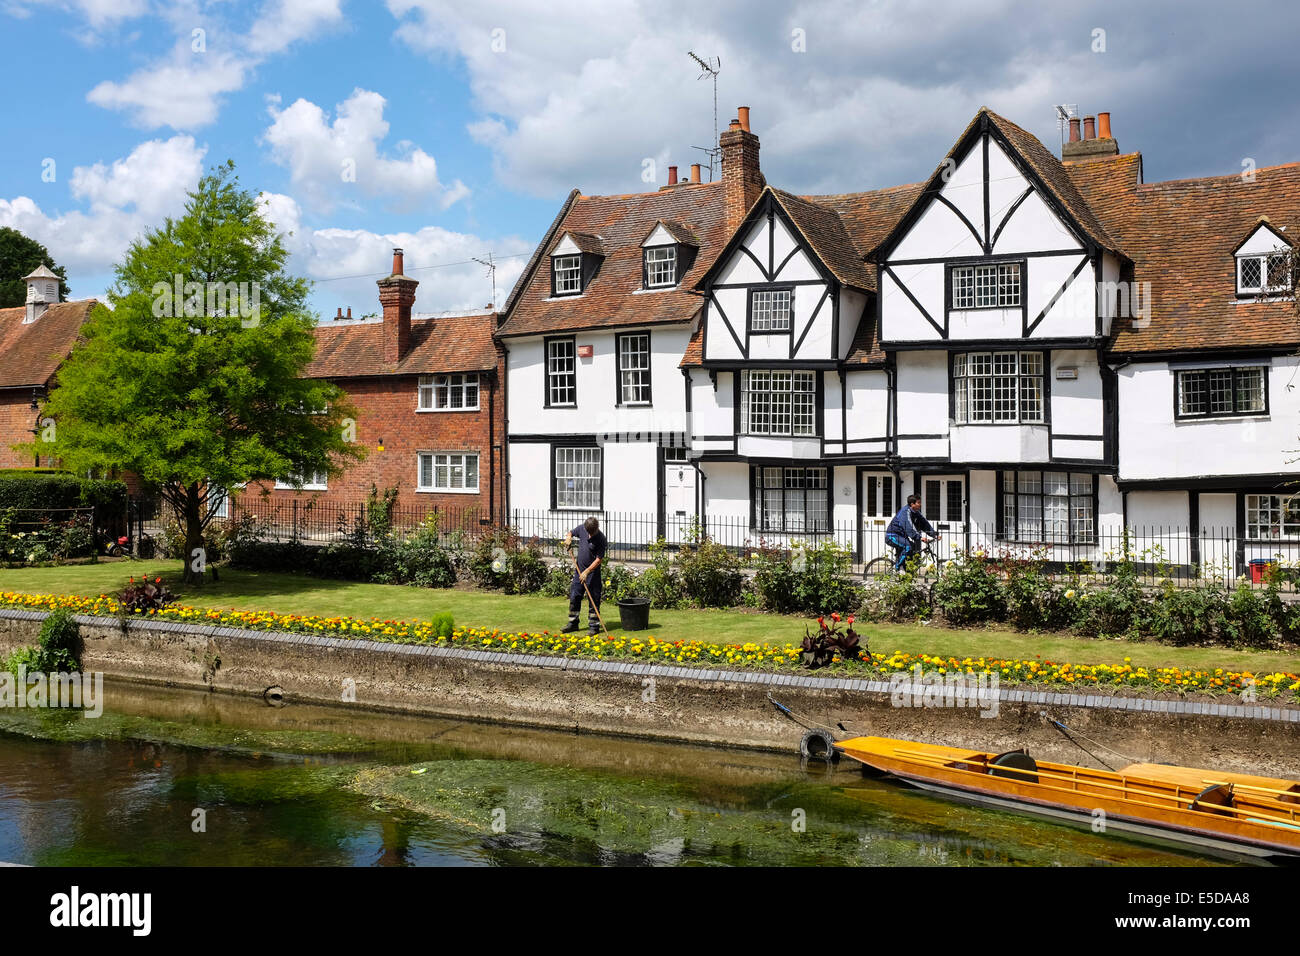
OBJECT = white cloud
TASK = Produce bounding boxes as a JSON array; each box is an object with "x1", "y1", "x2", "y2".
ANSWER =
[
  {"x1": 0, "y1": 135, "x2": 206, "y2": 279},
  {"x1": 4, "y1": 0, "x2": 149, "y2": 29},
  {"x1": 258, "y1": 191, "x2": 529, "y2": 315},
  {"x1": 248, "y1": 0, "x2": 346, "y2": 55},
  {"x1": 262, "y1": 89, "x2": 469, "y2": 212},
  {"x1": 87, "y1": 48, "x2": 250, "y2": 130}
]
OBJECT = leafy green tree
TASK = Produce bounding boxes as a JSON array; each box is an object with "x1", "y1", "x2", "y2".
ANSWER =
[
  {"x1": 0, "y1": 227, "x2": 70, "y2": 306},
  {"x1": 33, "y1": 161, "x2": 364, "y2": 583}
]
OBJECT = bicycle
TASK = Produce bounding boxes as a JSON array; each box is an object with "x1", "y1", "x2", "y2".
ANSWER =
[{"x1": 863, "y1": 535, "x2": 947, "y2": 583}]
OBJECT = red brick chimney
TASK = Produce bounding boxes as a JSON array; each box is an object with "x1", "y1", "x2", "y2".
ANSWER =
[
  {"x1": 377, "y1": 247, "x2": 418, "y2": 364},
  {"x1": 720, "y1": 105, "x2": 764, "y2": 232},
  {"x1": 1062, "y1": 109, "x2": 1120, "y2": 163}
]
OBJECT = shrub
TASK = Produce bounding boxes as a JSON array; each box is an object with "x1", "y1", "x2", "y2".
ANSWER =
[
  {"x1": 1000, "y1": 556, "x2": 1077, "y2": 631},
  {"x1": 601, "y1": 563, "x2": 639, "y2": 603},
  {"x1": 429, "y1": 612, "x2": 455, "y2": 640},
  {"x1": 0, "y1": 471, "x2": 127, "y2": 514},
  {"x1": 540, "y1": 563, "x2": 572, "y2": 597},
  {"x1": 749, "y1": 539, "x2": 861, "y2": 615},
  {"x1": 859, "y1": 566, "x2": 930, "y2": 622},
  {"x1": 470, "y1": 526, "x2": 548, "y2": 594},
  {"x1": 931, "y1": 552, "x2": 1005, "y2": 626},
  {"x1": 676, "y1": 534, "x2": 743, "y2": 608},
  {"x1": 313, "y1": 541, "x2": 384, "y2": 581},
  {"x1": 34, "y1": 607, "x2": 81, "y2": 672},
  {"x1": 228, "y1": 539, "x2": 315, "y2": 573},
  {"x1": 639, "y1": 540, "x2": 684, "y2": 609},
  {"x1": 1145, "y1": 583, "x2": 1225, "y2": 646},
  {"x1": 1220, "y1": 580, "x2": 1281, "y2": 649}
]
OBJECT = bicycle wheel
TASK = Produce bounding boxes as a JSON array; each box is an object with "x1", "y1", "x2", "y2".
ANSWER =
[{"x1": 863, "y1": 557, "x2": 896, "y2": 579}]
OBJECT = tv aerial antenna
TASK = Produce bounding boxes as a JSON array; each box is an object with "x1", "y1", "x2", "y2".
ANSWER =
[
  {"x1": 687, "y1": 51, "x2": 721, "y2": 181},
  {"x1": 471, "y1": 253, "x2": 497, "y2": 309},
  {"x1": 1054, "y1": 104, "x2": 1078, "y2": 144}
]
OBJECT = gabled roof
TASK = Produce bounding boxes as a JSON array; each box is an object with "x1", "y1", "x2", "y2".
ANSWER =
[
  {"x1": 0, "y1": 300, "x2": 96, "y2": 389},
  {"x1": 307, "y1": 311, "x2": 499, "y2": 378},
  {"x1": 550, "y1": 230, "x2": 605, "y2": 256},
  {"x1": 498, "y1": 182, "x2": 729, "y2": 338},
  {"x1": 868, "y1": 108, "x2": 1124, "y2": 262},
  {"x1": 1229, "y1": 216, "x2": 1293, "y2": 256},
  {"x1": 1067, "y1": 156, "x2": 1300, "y2": 354},
  {"x1": 769, "y1": 189, "x2": 875, "y2": 290},
  {"x1": 643, "y1": 219, "x2": 699, "y2": 246}
]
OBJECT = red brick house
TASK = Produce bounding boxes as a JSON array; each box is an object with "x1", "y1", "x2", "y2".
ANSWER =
[
  {"x1": 239, "y1": 249, "x2": 506, "y2": 522},
  {"x1": 0, "y1": 266, "x2": 96, "y2": 470}
]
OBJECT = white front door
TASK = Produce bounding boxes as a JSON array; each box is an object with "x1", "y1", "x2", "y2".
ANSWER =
[
  {"x1": 861, "y1": 471, "x2": 897, "y2": 564},
  {"x1": 920, "y1": 475, "x2": 965, "y2": 557},
  {"x1": 663, "y1": 448, "x2": 695, "y2": 542}
]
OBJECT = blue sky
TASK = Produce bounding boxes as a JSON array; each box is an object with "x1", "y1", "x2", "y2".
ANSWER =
[{"x1": 3, "y1": 0, "x2": 1300, "y2": 319}]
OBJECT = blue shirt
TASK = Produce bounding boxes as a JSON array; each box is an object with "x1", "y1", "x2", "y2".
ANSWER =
[{"x1": 886, "y1": 506, "x2": 935, "y2": 544}]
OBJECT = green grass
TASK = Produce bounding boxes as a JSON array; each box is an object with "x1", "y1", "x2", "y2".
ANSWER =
[{"x1": 3, "y1": 558, "x2": 1299, "y2": 675}]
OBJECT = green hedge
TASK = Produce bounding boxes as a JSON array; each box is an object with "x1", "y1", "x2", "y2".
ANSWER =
[{"x1": 0, "y1": 471, "x2": 128, "y2": 515}]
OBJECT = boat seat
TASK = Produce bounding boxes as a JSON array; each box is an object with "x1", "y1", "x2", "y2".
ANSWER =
[{"x1": 989, "y1": 750, "x2": 1039, "y2": 784}]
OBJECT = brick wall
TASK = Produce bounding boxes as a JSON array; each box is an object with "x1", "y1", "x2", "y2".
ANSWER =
[
  {"x1": 0, "y1": 394, "x2": 40, "y2": 469},
  {"x1": 235, "y1": 366, "x2": 506, "y2": 521}
]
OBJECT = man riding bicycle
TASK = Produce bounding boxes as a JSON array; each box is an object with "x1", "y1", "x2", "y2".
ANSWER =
[{"x1": 885, "y1": 494, "x2": 938, "y2": 571}]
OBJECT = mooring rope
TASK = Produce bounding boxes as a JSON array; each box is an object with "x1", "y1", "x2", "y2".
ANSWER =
[{"x1": 1040, "y1": 712, "x2": 1150, "y2": 772}]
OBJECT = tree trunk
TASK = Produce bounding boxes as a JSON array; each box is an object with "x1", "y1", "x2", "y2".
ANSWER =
[{"x1": 181, "y1": 483, "x2": 207, "y2": 586}]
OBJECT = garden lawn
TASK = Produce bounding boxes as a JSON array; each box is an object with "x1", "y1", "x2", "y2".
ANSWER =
[{"x1": 3, "y1": 559, "x2": 1300, "y2": 676}]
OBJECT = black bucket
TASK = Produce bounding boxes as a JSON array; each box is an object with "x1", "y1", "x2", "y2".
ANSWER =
[{"x1": 618, "y1": 598, "x2": 650, "y2": 631}]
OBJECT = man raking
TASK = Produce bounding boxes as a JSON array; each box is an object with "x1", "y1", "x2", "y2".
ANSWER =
[{"x1": 562, "y1": 516, "x2": 608, "y2": 635}]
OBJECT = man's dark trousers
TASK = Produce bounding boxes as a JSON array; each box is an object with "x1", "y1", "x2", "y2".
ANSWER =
[{"x1": 568, "y1": 571, "x2": 602, "y2": 633}]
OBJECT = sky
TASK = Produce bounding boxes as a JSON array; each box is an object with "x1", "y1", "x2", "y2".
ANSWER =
[{"x1": 2, "y1": 0, "x2": 1299, "y2": 320}]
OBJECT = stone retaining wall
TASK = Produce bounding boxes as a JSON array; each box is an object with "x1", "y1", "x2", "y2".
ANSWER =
[{"x1": 2, "y1": 608, "x2": 1298, "y2": 776}]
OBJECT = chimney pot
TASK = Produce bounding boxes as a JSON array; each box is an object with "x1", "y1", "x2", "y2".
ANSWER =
[
  {"x1": 392, "y1": 247, "x2": 404, "y2": 276},
  {"x1": 1097, "y1": 111, "x2": 1112, "y2": 139},
  {"x1": 346, "y1": 307, "x2": 352, "y2": 319},
  {"x1": 335, "y1": 307, "x2": 342, "y2": 319},
  {"x1": 737, "y1": 106, "x2": 750, "y2": 132},
  {"x1": 1082, "y1": 116, "x2": 1096, "y2": 140},
  {"x1": 728, "y1": 118, "x2": 740, "y2": 130},
  {"x1": 1068, "y1": 117, "x2": 1081, "y2": 142},
  {"x1": 668, "y1": 165, "x2": 678, "y2": 185},
  {"x1": 690, "y1": 163, "x2": 701, "y2": 183}
]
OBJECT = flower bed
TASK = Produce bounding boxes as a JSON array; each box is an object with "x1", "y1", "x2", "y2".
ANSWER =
[{"x1": 1, "y1": 590, "x2": 1297, "y2": 701}]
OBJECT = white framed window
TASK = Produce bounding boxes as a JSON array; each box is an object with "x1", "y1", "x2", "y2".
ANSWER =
[
  {"x1": 1001, "y1": 471, "x2": 1094, "y2": 544},
  {"x1": 1246, "y1": 494, "x2": 1300, "y2": 539},
  {"x1": 418, "y1": 373, "x2": 480, "y2": 411},
  {"x1": 1176, "y1": 366, "x2": 1266, "y2": 418},
  {"x1": 617, "y1": 332, "x2": 651, "y2": 405},
  {"x1": 555, "y1": 447, "x2": 601, "y2": 510},
  {"x1": 741, "y1": 370, "x2": 817, "y2": 436},
  {"x1": 1237, "y1": 253, "x2": 1290, "y2": 295},
  {"x1": 750, "y1": 289, "x2": 793, "y2": 331},
  {"x1": 276, "y1": 470, "x2": 328, "y2": 491},
  {"x1": 754, "y1": 466, "x2": 829, "y2": 533},
  {"x1": 553, "y1": 254, "x2": 582, "y2": 295},
  {"x1": 952, "y1": 262, "x2": 1021, "y2": 309},
  {"x1": 644, "y1": 246, "x2": 676, "y2": 287},
  {"x1": 418, "y1": 452, "x2": 479, "y2": 493},
  {"x1": 953, "y1": 351, "x2": 1044, "y2": 424},
  {"x1": 546, "y1": 338, "x2": 576, "y2": 406}
]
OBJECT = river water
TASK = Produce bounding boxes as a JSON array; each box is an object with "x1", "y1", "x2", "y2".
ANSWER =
[{"x1": 0, "y1": 682, "x2": 1229, "y2": 867}]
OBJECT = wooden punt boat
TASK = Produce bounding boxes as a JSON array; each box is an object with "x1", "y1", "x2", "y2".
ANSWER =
[{"x1": 833, "y1": 735, "x2": 1300, "y2": 863}]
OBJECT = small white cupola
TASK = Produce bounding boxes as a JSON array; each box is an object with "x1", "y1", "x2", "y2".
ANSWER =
[{"x1": 22, "y1": 263, "x2": 60, "y2": 323}]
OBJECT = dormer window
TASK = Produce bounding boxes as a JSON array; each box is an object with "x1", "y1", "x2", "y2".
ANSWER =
[
  {"x1": 1238, "y1": 253, "x2": 1290, "y2": 295},
  {"x1": 553, "y1": 254, "x2": 582, "y2": 295},
  {"x1": 1233, "y1": 220, "x2": 1293, "y2": 297},
  {"x1": 644, "y1": 246, "x2": 676, "y2": 287},
  {"x1": 639, "y1": 221, "x2": 697, "y2": 291},
  {"x1": 548, "y1": 231, "x2": 604, "y2": 297}
]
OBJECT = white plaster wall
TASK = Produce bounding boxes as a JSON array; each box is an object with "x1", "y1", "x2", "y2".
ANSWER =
[
  {"x1": 844, "y1": 369, "x2": 890, "y2": 445},
  {"x1": 1026, "y1": 254, "x2": 1095, "y2": 339},
  {"x1": 507, "y1": 327, "x2": 690, "y2": 436},
  {"x1": 880, "y1": 263, "x2": 943, "y2": 342},
  {"x1": 1117, "y1": 358, "x2": 1300, "y2": 481},
  {"x1": 1125, "y1": 489, "x2": 1193, "y2": 567},
  {"x1": 895, "y1": 350, "x2": 950, "y2": 438},
  {"x1": 838, "y1": 289, "x2": 866, "y2": 361},
  {"x1": 1050, "y1": 349, "x2": 1104, "y2": 437},
  {"x1": 688, "y1": 369, "x2": 735, "y2": 449},
  {"x1": 508, "y1": 443, "x2": 552, "y2": 512},
  {"x1": 949, "y1": 425, "x2": 1049, "y2": 463}
]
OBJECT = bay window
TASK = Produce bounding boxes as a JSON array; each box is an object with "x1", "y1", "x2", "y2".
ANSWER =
[
  {"x1": 953, "y1": 351, "x2": 1044, "y2": 424},
  {"x1": 741, "y1": 369, "x2": 817, "y2": 436}
]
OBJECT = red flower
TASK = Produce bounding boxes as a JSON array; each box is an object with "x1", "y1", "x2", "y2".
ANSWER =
[
  {"x1": 831, "y1": 612, "x2": 840, "y2": 622},
  {"x1": 847, "y1": 615, "x2": 855, "y2": 625},
  {"x1": 817, "y1": 617, "x2": 824, "y2": 625},
  {"x1": 155, "y1": 577, "x2": 161, "y2": 584}
]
